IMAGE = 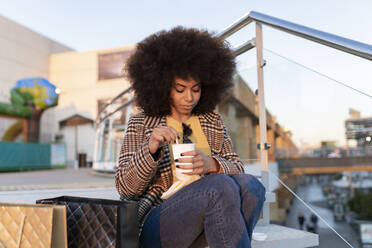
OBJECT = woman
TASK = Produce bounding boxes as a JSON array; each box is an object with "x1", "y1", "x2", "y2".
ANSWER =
[{"x1": 115, "y1": 27, "x2": 266, "y2": 248}]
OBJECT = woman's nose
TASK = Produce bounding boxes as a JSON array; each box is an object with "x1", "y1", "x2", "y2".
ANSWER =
[{"x1": 185, "y1": 90, "x2": 193, "y2": 102}]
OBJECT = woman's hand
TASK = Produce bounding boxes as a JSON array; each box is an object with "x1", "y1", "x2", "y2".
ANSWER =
[
  {"x1": 176, "y1": 150, "x2": 220, "y2": 175},
  {"x1": 148, "y1": 126, "x2": 178, "y2": 155}
]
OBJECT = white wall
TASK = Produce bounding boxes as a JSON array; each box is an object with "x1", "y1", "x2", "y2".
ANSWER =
[
  {"x1": 61, "y1": 124, "x2": 96, "y2": 167},
  {"x1": 0, "y1": 15, "x2": 72, "y2": 97},
  {"x1": 0, "y1": 15, "x2": 134, "y2": 165},
  {"x1": 47, "y1": 46, "x2": 134, "y2": 165}
]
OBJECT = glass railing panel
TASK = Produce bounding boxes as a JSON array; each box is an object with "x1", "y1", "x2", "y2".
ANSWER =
[{"x1": 233, "y1": 34, "x2": 371, "y2": 246}]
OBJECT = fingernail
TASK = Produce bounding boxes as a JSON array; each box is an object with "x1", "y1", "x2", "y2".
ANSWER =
[{"x1": 174, "y1": 159, "x2": 179, "y2": 162}]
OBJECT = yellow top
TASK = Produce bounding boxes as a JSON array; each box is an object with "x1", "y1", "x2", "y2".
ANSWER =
[{"x1": 161, "y1": 115, "x2": 212, "y2": 199}]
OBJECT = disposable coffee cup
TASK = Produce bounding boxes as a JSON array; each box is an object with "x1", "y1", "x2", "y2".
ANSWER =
[{"x1": 171, "y1": 143, "x2": 195, "y2": 173}]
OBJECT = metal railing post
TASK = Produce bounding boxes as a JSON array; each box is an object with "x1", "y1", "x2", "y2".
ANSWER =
[
  {"x1": 105, "y1": 116, "x2": 115, "y2": 166},
  {"x1": 97, "y1": 122, "x2": 105, "y2": 162},
  {"x1": 256, "y1": 22, "x2": 270, "y2": 225}
]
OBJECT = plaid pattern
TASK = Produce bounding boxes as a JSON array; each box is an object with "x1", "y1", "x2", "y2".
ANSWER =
[{"x1": 115, "y1": 111, "x2": 244, "y2": 226}]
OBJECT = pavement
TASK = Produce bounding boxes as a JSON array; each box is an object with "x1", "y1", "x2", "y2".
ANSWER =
[
  {"x1": 285, "y1": 177, "x2": 360, "y2": 248},
  {"x1": 0, "y1": 168, "x2": 114, "y2": 191},
  {"x1": 0, "y1": 168, "x2": 119, "y2": 203},
  {"x1": 0, "y1": 187, "x2": 120, "y2": 204}
]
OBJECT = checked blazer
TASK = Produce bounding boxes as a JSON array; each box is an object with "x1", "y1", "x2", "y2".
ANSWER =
[{"x1": 115, "y1": 111, "x2": 245, "y2": 225}]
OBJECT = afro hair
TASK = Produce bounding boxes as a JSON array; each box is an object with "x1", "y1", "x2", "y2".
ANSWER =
[{"x1": 124, "y1": 26, "x2": 236, "y2": 117}]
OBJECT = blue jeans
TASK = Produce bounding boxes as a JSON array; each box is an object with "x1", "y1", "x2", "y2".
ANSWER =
[{"x1": 140, "y1": 174, "x2": 266, "y2": 248}]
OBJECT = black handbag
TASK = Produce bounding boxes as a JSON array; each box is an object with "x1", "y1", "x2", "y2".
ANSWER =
[{"x1": 36, "y1": 196, "x2": 139, "y2": 248}]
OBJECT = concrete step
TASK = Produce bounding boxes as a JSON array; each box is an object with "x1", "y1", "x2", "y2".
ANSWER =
[{"x1": 252, "y1": 224, "x2": 318, "y2": 248}]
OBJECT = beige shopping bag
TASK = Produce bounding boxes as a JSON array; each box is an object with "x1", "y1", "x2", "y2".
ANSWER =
[{"x1": 0, "y1": 203, "x2": 67, "y2": 248}]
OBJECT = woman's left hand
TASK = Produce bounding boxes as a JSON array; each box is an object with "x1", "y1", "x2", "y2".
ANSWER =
[{"x1": 175, "y1": 150, "x2": 220, "y2": 175}]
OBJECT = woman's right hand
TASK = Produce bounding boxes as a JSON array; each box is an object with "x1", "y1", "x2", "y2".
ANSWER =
[{"x1": 148, "y1": 126, "x2": 178, "y2": 154}]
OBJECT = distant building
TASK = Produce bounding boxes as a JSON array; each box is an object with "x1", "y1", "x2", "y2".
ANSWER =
[
  {"x1": 0, "y1": 15, "x2": 73, "y2": 95},
  {"x1": 0, "y1": 15, "x2": 72, "y2": 156},
  {"x1": 345, "y1": 110, "x2": 372, "y2": 156},
  {"x1": 47, "y1": 46, "x2": 134, "y2": 166},
  {"x1": 0, "y1": 15, "x2": 135, "y2": 166}
]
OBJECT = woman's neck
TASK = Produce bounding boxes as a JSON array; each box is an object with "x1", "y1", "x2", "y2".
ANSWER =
[{"x1": 170, "y1": 112, "x2": 192, "y2": 123}]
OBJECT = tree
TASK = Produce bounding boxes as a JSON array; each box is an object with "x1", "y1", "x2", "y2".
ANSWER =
[
  {"x1": 349, "y1": 192, "x2": 372, "y2": 221},
  {"x1": 0, "y1": 78, "x2": 59, "y2": 142}
]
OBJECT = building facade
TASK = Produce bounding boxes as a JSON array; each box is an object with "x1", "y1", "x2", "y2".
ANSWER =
[{"x1": 0, "y1": 15, "x2": 72, "y2": 144}]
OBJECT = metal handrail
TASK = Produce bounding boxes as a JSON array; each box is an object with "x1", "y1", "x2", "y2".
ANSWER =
[
  {"x1": 233, "y1": 39, "x2": 255, "y2": 57},
  {"x1": 96, "y1": 87, "x2": 132, "y2": 124},
  {"x1": 99, "y1": 11, "x2": 372, "y2": 124},
  {"x1": 218, "y1": 11, "x2": 372, "y2": 61},
  {"x1": 99, "y1": 98, "x2": 134, "y2": 125}
]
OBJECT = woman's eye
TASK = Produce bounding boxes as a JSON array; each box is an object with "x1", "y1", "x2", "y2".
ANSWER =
[{"x1": 175, "y1": 87, "x2": 199, "y2": 93}]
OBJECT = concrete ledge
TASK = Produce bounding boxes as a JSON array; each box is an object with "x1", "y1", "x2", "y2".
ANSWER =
[
  {"x1": 252, "y1": 224, "x2": 318, "y2": 248},
  {"x1": 0, "y1": 189, "x2": 318, "y2": 248},
  {"x1": 0, "y1": 187, "x2": 120, "y2": 204},
  {"x1": 265, "y1": 192, "x2": 276, "y2": 203},
  {"x1": 0, "y1": 182, "x2": 114, "y2": 191}
]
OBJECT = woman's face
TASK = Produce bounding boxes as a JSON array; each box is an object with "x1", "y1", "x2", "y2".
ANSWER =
[{"x1": 170, "y1": 77, "x2": 201, "y2": 116}]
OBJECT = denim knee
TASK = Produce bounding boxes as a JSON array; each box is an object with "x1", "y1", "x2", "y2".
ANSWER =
[
  {"x1": 204, "y1": 174, "x2": 240, "y2": 204},
  {"x1": 233, "y1": 174, "x2": 266, "y2": 203}
]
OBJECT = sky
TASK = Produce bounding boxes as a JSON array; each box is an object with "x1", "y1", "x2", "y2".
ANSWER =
[{"x1": 0, "y1": 0, "x2": 371, "y2": 148}]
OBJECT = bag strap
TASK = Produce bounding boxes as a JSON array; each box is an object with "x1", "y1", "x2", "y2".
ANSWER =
[{"x1": 37, "y1": 196, "x2": 126, "y2": 206}]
